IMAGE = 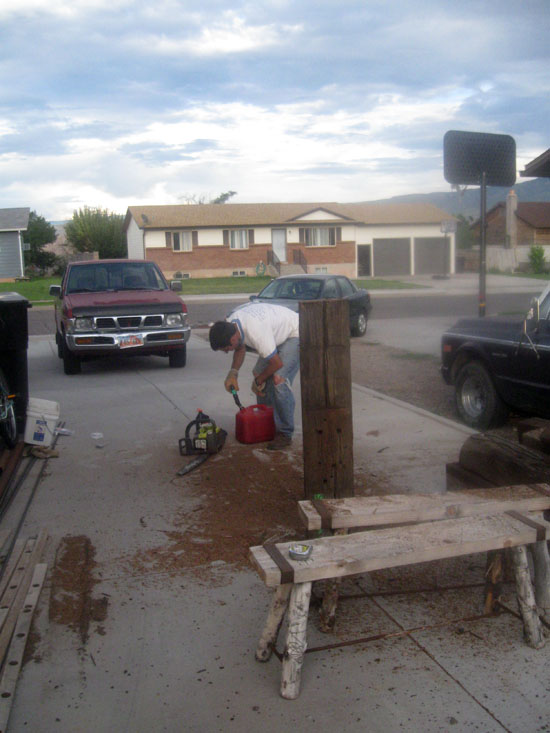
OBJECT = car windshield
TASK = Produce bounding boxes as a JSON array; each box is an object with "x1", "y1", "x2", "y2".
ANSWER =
[
  {"x1": 260, "y1": 278, "x2": 323, "y2": 300},
  {"x1": 66, "y1": 263, "x2": 167, "y2": 294}
]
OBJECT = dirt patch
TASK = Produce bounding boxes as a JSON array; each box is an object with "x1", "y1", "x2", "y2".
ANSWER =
[
  {"x1": 126, "y1": 443, "x2": 382, "y2": 581},
  {"x1": 127, "y1": 445, "x2": 304, "y2": 579},
  {"x1": 49, "y1": 535, "x2": 109, "y2": 644}
]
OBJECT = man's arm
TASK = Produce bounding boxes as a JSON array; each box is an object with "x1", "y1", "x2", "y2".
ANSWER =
[
  {"x1": 231, "y1": 343, "x2": 247, "y2": 371},
  {"x1": 255, "y1": 353, "x2": 284, "y2": 386}
]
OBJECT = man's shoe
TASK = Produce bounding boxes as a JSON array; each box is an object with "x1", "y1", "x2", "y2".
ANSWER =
[{"x1": 267, "y1": 434, "x2": 292, "y2": 451}]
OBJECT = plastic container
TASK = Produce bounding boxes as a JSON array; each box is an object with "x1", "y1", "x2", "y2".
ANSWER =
[
  {"x1": 235, "y1": 404, "x2": 275, "y2": 444},
  {"x1": 23, "y1": 397, "x2": 60, "y2": 447}
]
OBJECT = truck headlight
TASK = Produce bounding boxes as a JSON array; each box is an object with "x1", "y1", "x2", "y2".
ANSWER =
[
  {"x1": 165, "y1": 313, "x2": 184, "y2": 327},
  {"x1": 74, "y1": 317, "x2": 94, "y2": 331}
]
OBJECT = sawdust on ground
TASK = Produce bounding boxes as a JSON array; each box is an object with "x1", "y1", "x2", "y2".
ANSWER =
[
  {"x1": 48, "y1": 535, "x2": 109, "y2": 643},
  {"x1": 124, "y1": 442, "x2": 380, "y2": 581}
]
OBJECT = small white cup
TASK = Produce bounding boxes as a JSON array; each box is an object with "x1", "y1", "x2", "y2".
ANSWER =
[{"x1": 91, "y1": 432, "x2": 105, "y2": 449}]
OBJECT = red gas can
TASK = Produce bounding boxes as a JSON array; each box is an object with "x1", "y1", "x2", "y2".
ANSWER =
[{"x1": 235, "y1": 404, "x2": 276, "y2": 444}]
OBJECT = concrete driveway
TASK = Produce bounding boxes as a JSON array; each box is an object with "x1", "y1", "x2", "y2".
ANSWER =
[{"x1": 1, "y1": 299, "x2": 548, "y2": 731}]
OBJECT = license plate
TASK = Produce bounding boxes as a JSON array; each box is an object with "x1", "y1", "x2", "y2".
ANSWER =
[{"x1": 120, "y1": 335, "x2": 144, "y2": 349}]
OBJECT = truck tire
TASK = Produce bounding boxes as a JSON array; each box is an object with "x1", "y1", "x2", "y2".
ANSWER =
[
  {"x1": 62, "y1": 339, "x2": 81, "y2": 375},
  {"x1": 0, "y1": 369, "x2": 17, "y2": 449},
  {"x1": 454, "y1": 361, "x2": 508, "y2": 430},
  {"x1": 168, "y1": 345, "x2": 187, "y2": 368}
]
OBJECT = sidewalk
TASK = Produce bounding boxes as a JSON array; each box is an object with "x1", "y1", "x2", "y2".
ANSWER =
[
  {"x1": 2, "y1": 331, "x2": 547, "y2": 731},
  {"x1": 181, "y1": 272, "x2": 548, "y2": 303}
]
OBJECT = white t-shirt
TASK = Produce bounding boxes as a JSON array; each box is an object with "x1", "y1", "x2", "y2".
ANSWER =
[{"x1": 229, "y1": 303, "x2": 299, "y2": 359}]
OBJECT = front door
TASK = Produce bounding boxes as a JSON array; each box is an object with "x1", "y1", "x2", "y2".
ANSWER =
[{"x1": 271, "y1": 229, "x2": 287, "y2": 263}]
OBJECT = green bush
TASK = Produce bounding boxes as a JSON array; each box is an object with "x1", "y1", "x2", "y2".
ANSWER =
[{"x1": 528, "y1": 245, "x2": 547, "y2": 274}]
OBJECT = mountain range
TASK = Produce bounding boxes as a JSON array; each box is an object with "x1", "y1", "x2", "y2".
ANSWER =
[{"x1": 370, "y1": 177, "x2": 550, "y2": 220}]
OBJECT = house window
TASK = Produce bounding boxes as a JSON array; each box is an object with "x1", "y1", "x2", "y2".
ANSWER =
[
  {"x1": 299, "y1": 227, "x2": 341, "y2": 247},
  {"x1": 165, "y1": 231, "x2": 197, "y2": 251},
  {"x1": 223, "y1": 229, "x2": 255, "y2": 249}
]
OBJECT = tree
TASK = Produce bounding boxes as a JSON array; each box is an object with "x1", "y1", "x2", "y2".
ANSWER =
[
  {"x1": 65, "y1": 206, "x2": 126, "y2": 259},
  {"x1": 455, "y1": 214, "x2": 476, "y2": 250},
  {"x1": 210, "y1": 190, "x2": 237, "y2": 204},
  {"x1": 23, "y1": 211, "x2": 57, "y2": 274},
  {"x1": 179, "y1": 191, "x2": 237, "y2": 205}
]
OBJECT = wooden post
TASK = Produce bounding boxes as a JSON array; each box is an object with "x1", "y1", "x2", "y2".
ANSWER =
[
  {"x1": 280, "y1": 581, "x2": 312, "y2": 700},
  {"x1": 299, "y1": 299, "x2": 354, "y2": 500},
  {"x1": 510, "y1": 545, "x2": 546, "y2": 649},
  {"x1": 255, "y1": 584, "x2": 292, "y2": 662}
]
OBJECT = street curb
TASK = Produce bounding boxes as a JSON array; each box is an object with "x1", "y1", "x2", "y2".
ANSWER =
[{"x1": 351, "y1": 383, "x2": 476, "y2": 436}]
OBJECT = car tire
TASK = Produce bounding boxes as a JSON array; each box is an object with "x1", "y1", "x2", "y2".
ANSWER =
[
  {"x1": 352, "y1": 310, "x2": 368, "y2": 337},
  {"x1": 454, "y1": 360, "x2": 508, "y2": 430},
  {"x1": 56, "y1": 331, "x2": 63, "y2": 359},
  {"x1": 62, "y1": 338, "x2": 81, "y2": 375},
  {"x1": 0, "y1": 369, "x2": 17, "y2": 449},
  {"x1": 169, "y1": 345, "x2": 187, "y2": 368}
]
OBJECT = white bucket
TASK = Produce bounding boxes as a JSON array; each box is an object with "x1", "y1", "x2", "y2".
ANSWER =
[{"x1": 23, "y1": 398, "x2": 60, "y2": 447}]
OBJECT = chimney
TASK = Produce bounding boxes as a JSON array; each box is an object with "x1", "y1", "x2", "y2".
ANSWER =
[{"x1": 506, "y1": 189, "x2": 517, "y2": 249}]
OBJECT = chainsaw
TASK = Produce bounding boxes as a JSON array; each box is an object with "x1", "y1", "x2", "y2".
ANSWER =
[
  {"x1": 178, "y1": 410, "x2": 227, "y2": 475},
  {"x1": 179, "y1": 409, "x2": 227, "y2": 455}
]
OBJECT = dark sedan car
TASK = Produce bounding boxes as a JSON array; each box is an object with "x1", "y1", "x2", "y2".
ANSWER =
[{"x1": 248, "y1": 274, "x2": 372, "y2": 336}]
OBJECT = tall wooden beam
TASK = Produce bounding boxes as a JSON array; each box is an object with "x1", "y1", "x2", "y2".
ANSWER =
[{"x1": 299, "y1": 299, "x2": 354, "y2": 500}]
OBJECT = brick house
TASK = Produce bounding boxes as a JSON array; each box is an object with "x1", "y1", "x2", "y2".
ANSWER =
[{"x1": 124, "y1": 201, "x2": 454, "y2": 279}]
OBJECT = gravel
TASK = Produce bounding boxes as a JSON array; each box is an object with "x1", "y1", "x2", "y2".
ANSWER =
[{"x1": 350, "y1": 338, "x2": 457, "y2": 420}]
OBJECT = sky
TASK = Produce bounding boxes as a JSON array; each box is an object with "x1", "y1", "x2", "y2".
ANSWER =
[{"x1": 1, "y1": 0, "x2": 549, "y2": 221}]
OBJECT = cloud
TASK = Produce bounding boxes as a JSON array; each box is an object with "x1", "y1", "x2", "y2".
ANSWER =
[{"x1": 0, "y1": 0, "x2": 548, "y2": 219}]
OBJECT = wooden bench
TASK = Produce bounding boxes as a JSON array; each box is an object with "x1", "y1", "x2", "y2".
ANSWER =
[
  {"x1": 249, "y1": 485, "x2": 550, "y2": 699},
  {"x1": 298, "y1": 484, "x2": 550, "y2": 532}
]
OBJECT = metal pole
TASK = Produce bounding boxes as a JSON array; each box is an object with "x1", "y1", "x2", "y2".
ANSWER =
[{"x1": 479, "y1": 171, "x2": 487, "y2": 317}]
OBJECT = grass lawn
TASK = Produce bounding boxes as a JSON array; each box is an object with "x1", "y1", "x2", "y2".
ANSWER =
[{"x1": 1, "y1": 275, "x2": 425, "y2": 303}]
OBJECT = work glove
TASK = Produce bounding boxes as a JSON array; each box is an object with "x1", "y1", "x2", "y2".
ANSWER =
[
  {"x1": 251, "y1": 376, "x2": 266, "y2": 397},
  {"x1": 224, "y1": 368, "x2": 239, "y2": 393}
]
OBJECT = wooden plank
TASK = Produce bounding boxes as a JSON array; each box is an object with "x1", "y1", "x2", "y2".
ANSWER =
[
  {"x1": 250, "y1": 513, "x2": 550, "y2": 587},
  {"x1": 0, "y1": 563, "x2": 47, "y2": 733},
  {"x1": 0, "y1": 531, "x2": 48, "y2": 668},
  {"x1": 298, "y1": 484, "x2": 550, "y2": 531}
]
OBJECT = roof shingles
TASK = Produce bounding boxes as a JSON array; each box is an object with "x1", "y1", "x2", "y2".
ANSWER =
[{"x1": 126, "y1": 201, "x2": 450, "y2": 230}]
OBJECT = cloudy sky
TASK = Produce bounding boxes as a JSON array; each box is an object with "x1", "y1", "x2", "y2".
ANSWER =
[{"x1": 1, "y1": 0, "x2": 549, "y2": 220}]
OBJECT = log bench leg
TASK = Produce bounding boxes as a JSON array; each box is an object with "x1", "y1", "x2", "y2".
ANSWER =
[
  {"x1": 319, "y1": 528, "x2": 348, "y2": 632},
  {"x1": 510, "y1": 546, "x2": 546, "y2": 649},
  {"x1": 484, "y1": 550, "x2": 504, "y2": 614},
  {"x1": 255, "y1": 584, "x2": 292, "y2": 662},
  {"x1": 280, "y1": 581, "x2": 312, "y2": 700},
  {"x1": 530, "y1": 540, "x2": 550, "y2": 624}
]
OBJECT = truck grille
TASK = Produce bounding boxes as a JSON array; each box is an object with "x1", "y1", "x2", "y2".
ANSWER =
[{"x1": 95, "y1": 315, "x2": 164, "y2": 329}]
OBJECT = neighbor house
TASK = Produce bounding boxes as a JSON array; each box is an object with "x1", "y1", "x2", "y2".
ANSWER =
[
  {"x1": 124, "y1": 201, "x2": 455, "y2": 280},
  {"x1": 470, "y1": 190, "x2": 550, "y2": 271},
  {"x1": 0, "y1": 208, "x2": 30, "y2": 280}
]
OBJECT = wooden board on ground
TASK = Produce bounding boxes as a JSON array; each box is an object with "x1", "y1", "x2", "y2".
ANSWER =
[
  {"x1": 298, "y1": 484, "x2": 550, "y2": 531},
  {"x1": 458, "y1": 433, "x2": 550, "y2": 486},
  {"x1": 250, "y1": 512, "x2": 550, "y2": 587}
]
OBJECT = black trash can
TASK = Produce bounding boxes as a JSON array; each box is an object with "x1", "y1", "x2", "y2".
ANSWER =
[{"x1": 0, "y1": 292, "x2": 30, "y2": 434}]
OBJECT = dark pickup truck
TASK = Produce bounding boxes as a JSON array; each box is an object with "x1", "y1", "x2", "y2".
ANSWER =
[
  {"x1": 50, "y1": 259, "x2": 191, "y2": 374},
  {"x1": 441, "y1": 282, "x2": 550, "y2": 429}
]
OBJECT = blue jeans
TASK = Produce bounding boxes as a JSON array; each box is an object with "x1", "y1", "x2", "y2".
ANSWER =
[{"x1": 254, "y1": 337, "x2": 300, "y2": 438}]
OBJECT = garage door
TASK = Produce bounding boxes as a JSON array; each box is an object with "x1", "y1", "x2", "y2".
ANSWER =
[
  {"x1": 372, "y1": 238, "x2": 410, "y2": 276},
  {"x1": 414, "y1": 237, "x2": 449, "y2": 275}
]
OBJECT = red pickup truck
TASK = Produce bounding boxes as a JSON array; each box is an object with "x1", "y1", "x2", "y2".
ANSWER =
[{"x1": 49, "y1": 259, "x2": 191, "y2": 374}]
